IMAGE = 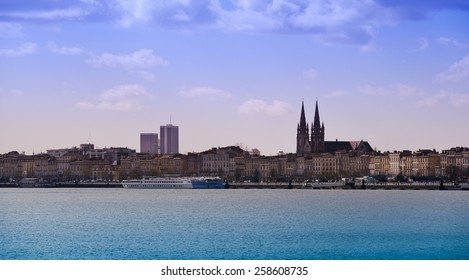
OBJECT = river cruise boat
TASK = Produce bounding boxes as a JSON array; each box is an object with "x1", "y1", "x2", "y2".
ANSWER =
[
  {"x1": 19, "y1": 178, "x2": 39, "y2": 187},
  {"x1": 122, "y1": 177, "x2": 192, "y2": 189},
  {"x1": 191, "y1": 177, "x2": 225, "y2": 189}
]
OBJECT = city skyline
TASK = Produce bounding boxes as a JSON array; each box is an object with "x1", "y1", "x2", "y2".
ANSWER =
[{"x1": 1, "y1": 1, "x2": 468, "y2": 156}]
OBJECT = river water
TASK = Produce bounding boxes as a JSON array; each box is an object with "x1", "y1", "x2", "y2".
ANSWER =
[{"x1": 1, "y1": 188, "x2": 468, "y2": 259}]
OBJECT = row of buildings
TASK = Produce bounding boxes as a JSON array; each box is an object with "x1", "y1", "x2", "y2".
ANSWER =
[
  {"x1": 1, "y1": 101, "x2": 467, "y2": 182},
  {"x1": 1, "y1": 145, "x2": 468, "y2": 182}
]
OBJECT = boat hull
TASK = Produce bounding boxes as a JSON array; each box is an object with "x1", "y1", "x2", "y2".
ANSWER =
[
  {"x1": 191, "y1": 177, "x2": 225, "y2": 189},
  {"x1": 122, "y1": 177, "x2": 192, "y2": 189}
]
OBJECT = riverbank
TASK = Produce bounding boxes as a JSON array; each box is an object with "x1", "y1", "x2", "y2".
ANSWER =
[
  {"x1": 0, "y1": 182, "x2": 122, "y2": 188},
  {"x1": 1, "y1": 182, "x2": 468, "y2": 190},
  {"x1": 227, "y1": 182, "x2": 469, "y2": 190}
]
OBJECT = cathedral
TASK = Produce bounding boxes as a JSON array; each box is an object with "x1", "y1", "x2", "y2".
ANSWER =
[{"x1": 296, "y1": 100, "x2": 374, "y2": 156}]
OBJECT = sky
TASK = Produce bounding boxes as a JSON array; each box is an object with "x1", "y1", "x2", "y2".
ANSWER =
[{"x1": 1, "y1": 0, "x2": 468, "y2": 156}]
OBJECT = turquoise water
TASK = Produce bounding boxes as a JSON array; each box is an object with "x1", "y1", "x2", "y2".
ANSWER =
[{"x1": 1, "y1": 188, "x2": 468, "y2": 260}]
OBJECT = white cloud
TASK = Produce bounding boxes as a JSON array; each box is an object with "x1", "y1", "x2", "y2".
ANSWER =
[
  {"x1": 179, "y1": 87, "x2": 232, "y2": 99},
  {"x1": 360, "y1": 42, "x2": 378, "y2": 53},
  {"x1": 449, "y1": 93, "x2": 469, "y2": 107},
  {"x1": 77, "y1": 84, "x2": 153, "y2": 111},
  {"x1": 326, "y1": 90, "x2": 347, "y2": 98},
  {"x1": 0, "y1": 42, "x2": 37, "y2": 57},
  {"x1": 416, "y1": 91, "x2": 469, "y2": 108},
  {"x1": 357, "y1": 83, "x2": 425, "y2": 97},
  {"x1": 114, "y1": 0, "x2": 155, "y2": 27},
  {"x1": 113, "y1": 0, "x2": 220, "y2": 28},
  {"x1": 302, "y1": 68, "x2": 318, "y2": 80},
  {"x1": 415, "y1": 37, "x2": 428, "y2": 52},
  {"x1": 1, "y1": 1, "x2": 466, "y2": 50},
  {"x1": 0, "y1": 7, "x2": 89, "y2": 20},
  {"x1": 394, "y1": 84, "x2": 425, "y2": 97},
  {"x1": 437, "y1": 37, "x2": 469, "y2": 49},
  {"x1": 87, "y1": 49, "x2": 167, "y2": 68},
  {"x1": 416, "y1": 92, "x2": 447, "y2": 108},
  {"x1": 436, "y1": 54, "x2": 469, "y2": 82},
  {"x1": 220, "y1": 1, "x2": 380, "y2": 45},
  {"x1": 237, "y1": 99, "x2": 291, "y2": 116},
  {"x1": 48, "y1": 41, "x2": 83, "y2": 55},
  {"x1": 11, "y1": 89, "x2": 24, "y2": 96},
  {"x1": 357, "y1": 84, "x2": 389, "y2": 96},
  {"x1": 0, "y1": 22, "x2": 22, "y2": 36},
  {"x1": 109, "y1": 0, "x2": 381, "y2": 46},
  {"x1": 129, "y1": 70, "x2": 156, "y2": 81},
  {"x1": 172, "y1": 10, "x2": 191, "y2": 22}
]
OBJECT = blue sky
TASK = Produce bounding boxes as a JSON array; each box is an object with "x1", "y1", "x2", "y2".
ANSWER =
[{"x1": 1, "y1": 0, "x2": 468, "y2": 155}]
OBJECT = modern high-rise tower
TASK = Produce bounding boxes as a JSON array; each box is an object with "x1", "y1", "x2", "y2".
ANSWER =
[
  {"x1": 160, "y1": 124, "x2": 179, "y2": 154},
  {"x1": 140, "y1": 133, "x2": 158, "y2": 155}
]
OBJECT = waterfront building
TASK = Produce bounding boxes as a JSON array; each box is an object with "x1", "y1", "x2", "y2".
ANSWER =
[
  {"x1": 199, "y1": 146, "x2": 245, "y2": 178},
  {"x1": 47, "y1": 147, "x2": 82, "y2": 158},
  {"x1": 186, "y1": 153, "x2": 200, "y2": 176},
  {"x1": 33, "y1": 154, "x2": 57, "y2": 179},
  {"x1": 369, "y1": 152, "x2": 390, "y2": 177},
  {"x1": 0, "y1": 152, "x2": 28, "y2": 179},
  {"x1": 57, "y1": 153, "x2": 81, "y2": 180},
  {"x1": 284, "y1": 156, "x2": 297, "y2": 178},
  {"x1": 411, "y1": 150, "x2": 440, "y2": 177},
  {"x1": 335, "y1": 152, "x2": 370, "y2": 178},
  {"x1": 160, "y1": 124, "x2": 179, "y2": 154},
  {"x1": 80, "y1": 144, "x2": 95, "y2": 155},
  {"x1": 140, "y1": 133, "x2": 158, "y2": 155},
  {"x1": 68, "y1": 159, "x2": 111, "y2": 180},
  {"x1": 85, "y1": 147, "x2": 136, "y2": 162},
  {"x1": 439, "y1": 147, "x2": 469, "y2": 178},
  {"x1": 389, "y1": 152, "x2": 401, "y2": 177},
  {"x1": 367, "y1": 150, "x2": 441, "y2": 179}
]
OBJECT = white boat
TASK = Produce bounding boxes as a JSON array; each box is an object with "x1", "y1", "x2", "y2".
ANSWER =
[
  {"x1": 19, "y1": 178, "x2": 39, "y2": 187},
  {"x1": 460, "y1": 183, "x2": 469, "y2": 191},
  {"x1": 122, "y1": 177, "x2": 192, "y2": 189}
]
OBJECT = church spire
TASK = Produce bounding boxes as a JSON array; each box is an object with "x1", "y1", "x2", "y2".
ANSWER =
[
  {"x1": 299, "y1": 100, "x2": 307, "y2": 130},
  {"x1": 313, "y1": 99, "x2": 321, "y2": 129},
  {"x1": 311, "y1": 99, "x2": 325, "y2": 153}
]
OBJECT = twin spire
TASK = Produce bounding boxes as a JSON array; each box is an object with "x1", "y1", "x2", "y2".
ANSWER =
[
  {"x1": 297, "y1": 99, "x2": 325, "y2": 155},
  {"x1": 298, "y1": 100, "x2": 323, "y2": 131}
]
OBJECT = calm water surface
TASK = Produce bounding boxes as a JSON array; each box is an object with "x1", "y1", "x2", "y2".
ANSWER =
[{"x1": 1, "y1": 188, "x2": 468, "y2": 260}]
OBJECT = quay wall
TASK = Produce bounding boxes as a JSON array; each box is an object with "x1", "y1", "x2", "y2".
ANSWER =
[
  {"x1": 0, "y1": 183, "x2": 122, "y2": 188},
  {"x1": 1, "y1": 182, "x2": 466, "y2": 190},
  {"x1": 227, "y1": 182, "x2": 466, "y2": 190}
]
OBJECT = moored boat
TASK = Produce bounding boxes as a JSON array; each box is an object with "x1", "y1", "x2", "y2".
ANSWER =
[
  {"x1": 122, "y1": 177, "x2": 192, "y2": 189},
  {"x1": 191, "y1": 177, "x2": 225, "y2": 189},
  {"x1": 19, "y1": 178, "x2": 39, "y2": 188}
]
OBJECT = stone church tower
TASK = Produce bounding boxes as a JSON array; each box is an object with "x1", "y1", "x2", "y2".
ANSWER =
[
  {"x1": 296, "y1": 101, "x2": 311, "y2": 156},
  {"x1": 311, "y1": 100, "x2": 325, "y2": 153},
  {"x1": 296, "y1": 100, "x2": 325, "y2": 155}
]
